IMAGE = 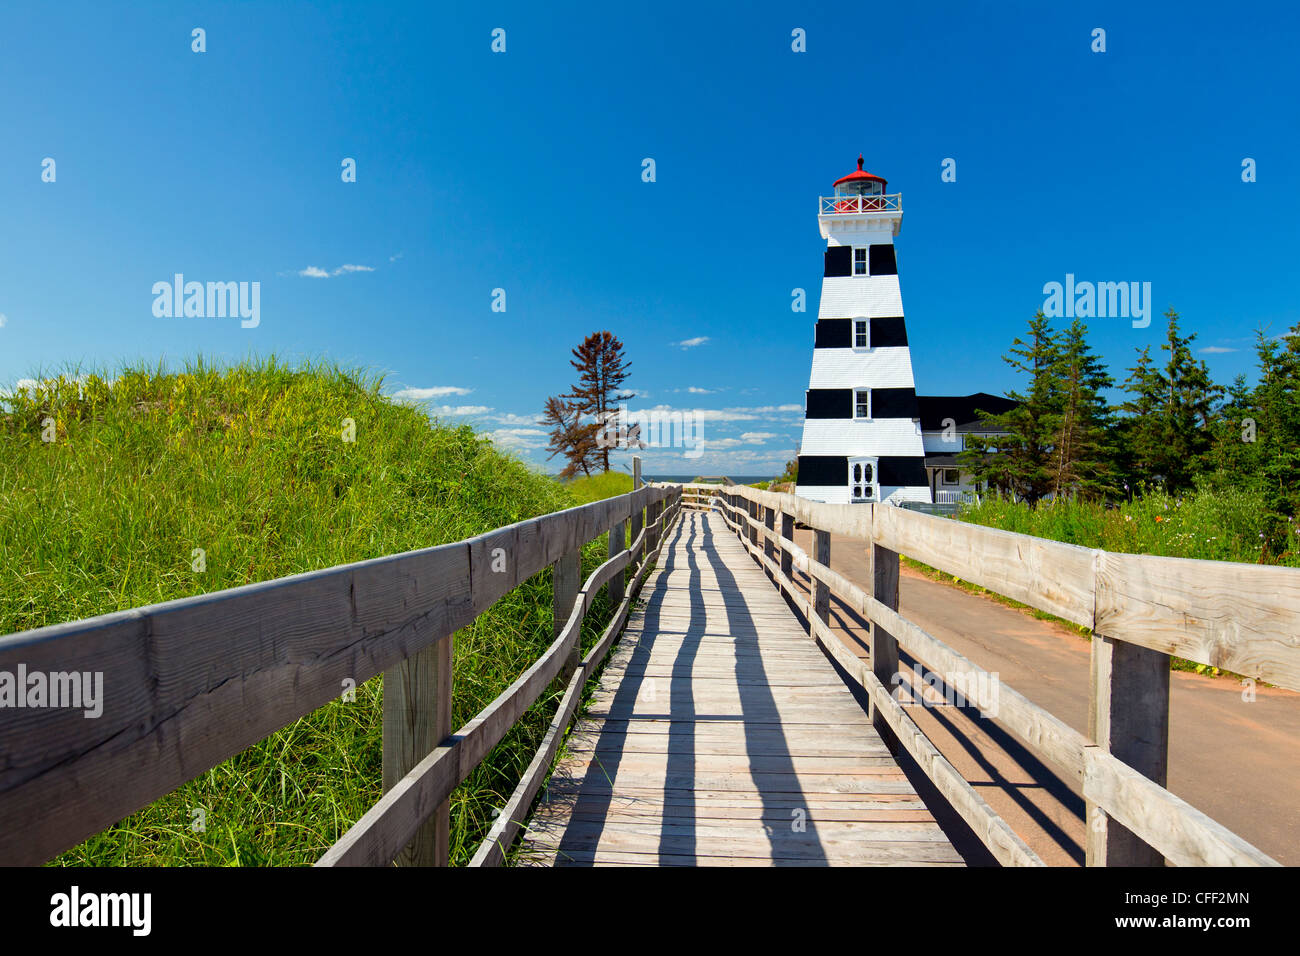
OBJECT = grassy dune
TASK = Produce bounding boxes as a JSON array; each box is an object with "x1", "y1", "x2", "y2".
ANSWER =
[
  {"x1": 565, "y1": 469, "x2": 633, "y2": 503},
  {"x1": 0, "y1": 358, "x2": 619, "y2": 865}
]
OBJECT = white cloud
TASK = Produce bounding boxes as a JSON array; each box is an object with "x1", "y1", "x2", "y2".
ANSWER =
[
  {"x1": 389, "y1": 252, "x2": 404, "y2": 262},
  {"x1": 297, "y1": 264, "x2": 375, "y2": 278},
  {"x1": 674, "y1": 336, "x2": 710, "y2": 349},
  {"x1": 488, "y1": 428, "x2": 548, "y2": 451},
  {"x1": 391, "y1": 386, "x2": 473, "y2": 401},
  {"x1": 1198, "y1": 346, "x2": 1237, "y2": 354},
  {"x1": 0, "y1": 313, "x2": 7, "y2": 329},
  {"x1": 740, "y1": 432, "x2": 778, "y2": 442},
  {"x1": 489, "y1": 411, "x2": 544, "y2": 426},
  {"x1": 432, "y1": 404, "x2": 491, "y2": 416},
  {"x1": 686, "y1": 386, "x2": 717, "y2": 394}
]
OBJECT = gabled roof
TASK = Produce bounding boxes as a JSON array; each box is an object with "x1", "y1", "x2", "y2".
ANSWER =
[{"x1": 916, "y1": 392, "x2": 1018, "y2": 432}]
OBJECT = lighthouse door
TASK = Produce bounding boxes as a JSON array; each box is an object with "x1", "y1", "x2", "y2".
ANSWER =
[{"x1": 848, "y1": 457, "x2": 879, "y2": 503}]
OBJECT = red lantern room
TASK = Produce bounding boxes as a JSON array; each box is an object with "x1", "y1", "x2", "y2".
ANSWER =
[
  {"x1": 830, "y1": 155, "x2": 888, "y2": 212},
  {"x1": 833, "y1": 154, "x2": 887, "y2": 195}
]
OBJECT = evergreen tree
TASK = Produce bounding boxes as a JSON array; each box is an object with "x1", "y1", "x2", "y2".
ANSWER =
[
  {"x1": 563, "y1": 331, "x2": 634, "y2": 473},
  {"x1": 1117, "y1": 309, "x2": 1220, "y2": 492},
  {"x1": 1049, "y1": 319, "x2": 1116, "y2": 499},
  {"x1": 960, "y1": 311, "x2": 1060, "y2": 506}
]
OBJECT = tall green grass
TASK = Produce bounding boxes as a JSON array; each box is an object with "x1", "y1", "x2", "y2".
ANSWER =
[
  {"x1": 957, "y1": 484, "x2": 1300, "y2": 566},
  {"x1": 0, "y1": 357, "x2": 619, "y2": 865},
  {"x1": 565, "y1": 469, "x2": 633, "y2": 504}
]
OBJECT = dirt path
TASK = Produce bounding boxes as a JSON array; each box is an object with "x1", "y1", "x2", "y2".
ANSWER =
[{"x1": 791, "y1": 528, "x2": 1300, "y2": 866}]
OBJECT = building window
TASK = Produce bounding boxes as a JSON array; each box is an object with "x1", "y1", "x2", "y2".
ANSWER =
[
  {"x1": 941, "y1": 468, "x2": 960, "y2": 486},
  {"x1": 853, "y1": 247, "x2": 867, "y2": 275},
  {"x1": 854, "y1": 388, "x2": 871, "y2": 420},
  {"x1": 849, "y1": 457, "x2": 878, "y2": 502},
  {"x1": 853, "y1": 318, "x2": 869, "y2": 350}
]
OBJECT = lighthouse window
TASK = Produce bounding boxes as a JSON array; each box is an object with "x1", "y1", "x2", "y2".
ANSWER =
[
  {"x1": 853, "y1": 319, "x2": 869, "y2": 349},
  {"x1": 854, "y1": 388, "x2": 871, "y2": 419},
  {"x1": 853, "y1": 248, "x2": 867, "y2": 276}
]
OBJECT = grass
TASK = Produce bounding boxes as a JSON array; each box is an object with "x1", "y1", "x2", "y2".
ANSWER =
[
  {"x1": 957, "y1": 484, "x2": 1300, "y2": 567},
  {"x1": 0, "y1": 357, "x2": 626, "y2": 866},
  {"x1": 565, "y1": 469, "x2": 633, "y2": 504}
]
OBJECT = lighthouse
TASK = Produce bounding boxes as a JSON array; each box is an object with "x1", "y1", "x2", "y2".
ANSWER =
[{"x1": 795, "y1": 157, "x2": 930, "y2": 505}]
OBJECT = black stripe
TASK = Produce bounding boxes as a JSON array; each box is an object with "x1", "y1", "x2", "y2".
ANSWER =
[
  {"x1": 814, "y1": 319, "x2": 851, "y2": 349},
  {"x1": 798, "y1": 455, "x2": 929, "y2": 489},
  {"x1": 870, "y1": 316, "x2": 908, "y2": 347},
  {"x1": 804, "y1": 389, "x2": 851, "y2": 419},
  {"x1": 823, "y1": 246, "x2": 851, "y2": 277},
  {"x1": 813, "y1": 317, "x2": 908, "y2": 349},
  {"x1": 797, "y1": 456, "x2": 846, "y2": 486},
  {"x1": 869, "y1": 244, "x2": 897, "y2": 276},
  {"x1": 871, "y1": 387, "x2": 919, "y2": 419},
  {"x1": 879, "y1": 456, "x2": 927, "y2": 486}
]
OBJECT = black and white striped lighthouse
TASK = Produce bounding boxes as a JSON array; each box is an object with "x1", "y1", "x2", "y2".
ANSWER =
[{"x1": 795, "y1": 157, "x2": 930, "y2": 505}]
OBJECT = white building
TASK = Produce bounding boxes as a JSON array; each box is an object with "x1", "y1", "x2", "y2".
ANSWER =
[
  {"x1": 917, "y1": 392, "x2": 1018, "y2": 503},
  {"x1": 795, "y1": 158, "x2": 1016, "y2": 507},
  {"x1": 796, "y1": 157, "x2": 930, "y2": 505}
]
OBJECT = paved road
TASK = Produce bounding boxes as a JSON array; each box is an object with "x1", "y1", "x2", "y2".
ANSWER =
[{"x1": 791, "y1": 528, "x2": 1300, "y2": 866}]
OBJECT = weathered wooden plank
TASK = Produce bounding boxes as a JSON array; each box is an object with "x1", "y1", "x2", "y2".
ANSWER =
[
  {"x1": 382, "y1": 633, "x2": 453, "y2": 866},
  {"x1": 1095, "y1": 551, "x2": 1300, "y2": 691},
  {"x1": 0, "y1": 540, "x2": 471, "y2": 867},
  {"x1": 1082, "y1": 747, "x2": 1280, "y2": 867},
  {"x1": 858, "y1": 666, "x2": 1046, "y2": 867},
  {"x1": 807, "y1": 555, "x2": 1091, "y2": 786},
  {"x1": 1086, "y1": 634, "x2": 1170, "y2": 866},
  {"x1": 465, "y1": 489, "x2": 680, "y2": 866}
]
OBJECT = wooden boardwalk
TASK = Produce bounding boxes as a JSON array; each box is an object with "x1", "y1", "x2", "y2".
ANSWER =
[{"x1": 519, "y1": 510, "x2": 962, "y2": 866}]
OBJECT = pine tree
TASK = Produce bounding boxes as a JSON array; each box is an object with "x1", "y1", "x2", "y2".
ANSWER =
[
  {"x1": 960, "y1": 311, "x2": 1060, "y2": 506},
  {"x1": 1049, "y1": 319, "x2": 1116, "y2": 499},
  {"x1": 539, "y1": 396, "x2": 598, "y2": 478},
  {"x1": 1118, "y1": 308, "x2": 1220, "y2": 492},
  {"x1": 563, "y1": 331, "x2": 634, "y2": 473}
]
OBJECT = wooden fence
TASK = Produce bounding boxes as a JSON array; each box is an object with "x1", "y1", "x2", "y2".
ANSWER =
[
  {"x1": 685, "y1": 482, "x2": 1296, "y2": 867},
  {"x1": 0, "y1": 476, "x2": 682, "y2": 867}
]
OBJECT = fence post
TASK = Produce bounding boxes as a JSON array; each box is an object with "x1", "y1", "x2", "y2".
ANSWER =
[
  {"x1": 780, "y1": 509, "x2": 794, "y2": 583},
  {"x1": 870, "y1": 540, "x2": 901, "y2": 755},
  {"x1": 763, "y1": 505, "x2": 776, "y2": 576},
  {"x1": 810, "y1": 529, "x2": 831, "y2": 633},
  {"x1": 608, "y1": 518, "x2": 626, "y2": 610},
  {"x1": 749, "y1": 498, "x2": 759, "y2": 549},
  {"x1": 630, "y1": 492, "x2": 644, "y2": 566},
  {"x1": 382, "y1": 635, "x2": 453, "y2": 866},
  {"x1": 632, "y1": 456, "x2": 642, "y2": 490},
  {"x1": 1086, "y1": 636, "x2": 1170, "y2": 866},
  {"x1": 649, "y1": 498, "x2": 662, "y2": 551},
  {"x1": 554, "y1": 548, "x2": 582, "y2": 681}
]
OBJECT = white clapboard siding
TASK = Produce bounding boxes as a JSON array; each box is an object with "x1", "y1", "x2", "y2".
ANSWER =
[
  {"x1": 809, "y1": 347, "x2": 916, "y2": 389},
  {"x1": 799, "y1": 419, "x2": 927, "y2": 457},
  {"x1": 922, "y1": 432, "x2": 962, "y2": 452},
  {"x1": 817, "y1": 276, "x2": 903, "y2": 318}
]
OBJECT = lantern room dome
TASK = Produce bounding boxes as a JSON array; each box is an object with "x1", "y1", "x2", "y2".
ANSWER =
[{"x1": 832, "y1": 155, "x2": 887, "y2": 194}]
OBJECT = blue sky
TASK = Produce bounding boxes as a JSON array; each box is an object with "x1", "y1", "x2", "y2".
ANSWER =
[{"x1": 2, "y1": 1, "x2": 1297, "y2": 476}]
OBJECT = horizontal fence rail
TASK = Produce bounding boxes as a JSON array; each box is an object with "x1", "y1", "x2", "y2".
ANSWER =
[
  {"x1": 0, "y1": 474, "x2": 681, "y2": 866},
  {"x1": 682, "y1": 483, "x2": 1292, "y2": 867}
]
